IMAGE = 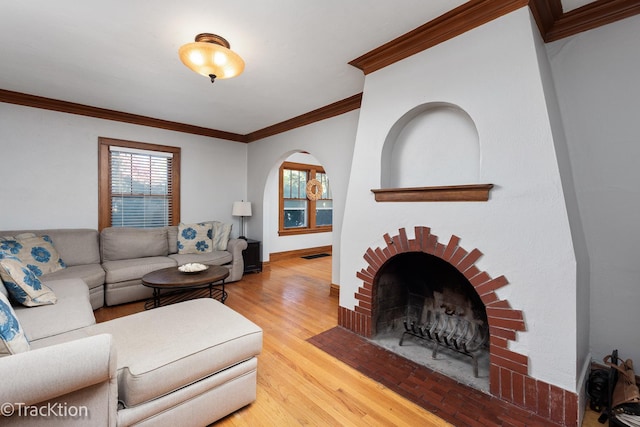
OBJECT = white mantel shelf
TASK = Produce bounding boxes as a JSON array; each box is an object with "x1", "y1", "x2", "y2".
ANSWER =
[{"x1": 371, "y1": 184, "x2": 494, "y2": 202}]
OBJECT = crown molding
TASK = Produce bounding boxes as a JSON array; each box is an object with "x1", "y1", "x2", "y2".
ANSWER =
[
  {"x1": 2, "y1": 1, "x2": 638, "y2": 144},
  {"x1": 349, "y1": 0, "x2": 529, "y2": 75},
  {"x1": 0, "y1": 89, "x2": 248, "y2": 143},
  {"x1": 532, "y1": 0, "x2": 640, "y2": 42},
  {"x1": 528, "y1": 0, "x2": 564, "y2": 37},
  {"x1": 245, "y1": 93, "x2": 362, "y2": 142},
  {"x1": 0, "y1": 88, "x2": 362, "y2": 144},
  {"x1": 350, "y1": 0, "x2": 640, "y2": 74}
]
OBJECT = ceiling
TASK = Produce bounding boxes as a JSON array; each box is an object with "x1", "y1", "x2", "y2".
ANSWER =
[{"x1": 0, "y1": 1, "x2": 605, "y2": 137}]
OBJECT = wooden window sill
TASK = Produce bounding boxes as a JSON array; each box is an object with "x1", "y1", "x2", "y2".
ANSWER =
[
  {"x1": 371, "y1": 184, "x2": 493, "y2": 202},
  {"x1": 279, "y1": 227, "x2": 333, "y2": 236}
]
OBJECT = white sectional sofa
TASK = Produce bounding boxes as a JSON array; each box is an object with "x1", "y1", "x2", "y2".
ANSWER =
[
  {"x1": 0, "y1": 224, "x2": 262, "y2": 425},
  {"x1": 0, "y1": 223, "x2": 248, "y2": 309}
]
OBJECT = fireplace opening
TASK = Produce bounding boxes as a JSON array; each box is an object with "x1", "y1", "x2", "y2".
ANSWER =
[{"x1": 371, "y1": 251, "x2": 490, "y2": 391}]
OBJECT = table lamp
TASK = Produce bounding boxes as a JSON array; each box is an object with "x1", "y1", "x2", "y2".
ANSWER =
[{"x1": 232, "y1": 201, "x2": 252, "y2": 239}]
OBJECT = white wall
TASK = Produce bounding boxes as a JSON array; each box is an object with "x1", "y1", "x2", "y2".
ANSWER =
[
  {"x1": 547, "y1": 14, "x2": 640, "y2": 366},
  {"x1": 340, "y1": 7, "x2": 580, "y2": 391},
  {"x1": 531, "y1": 14, "x2": 592, "y2": 396},
  {"x1": 246, "y1": 111, "x2": 359, "y2": 285},
  {"x1": 0, "y1": 103, "x2": 248, "y2": 232}
]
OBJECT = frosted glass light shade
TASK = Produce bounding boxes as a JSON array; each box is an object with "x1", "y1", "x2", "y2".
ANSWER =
[{"x1": 179, "y1": 33, "x2": 245, "y2": 82}]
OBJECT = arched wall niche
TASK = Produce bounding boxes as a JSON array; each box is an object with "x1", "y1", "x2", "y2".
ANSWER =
[{"x1": 381, "y1": 102, "x2": 481, "y2": 189}]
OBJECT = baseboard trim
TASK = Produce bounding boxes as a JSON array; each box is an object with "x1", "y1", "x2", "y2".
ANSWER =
[
  {"x1": 329, "y1": 283, "x2": 340, "y2": 297},
  {"x1": 269, "y1": 246, "x2": 332, "y2": 262}
]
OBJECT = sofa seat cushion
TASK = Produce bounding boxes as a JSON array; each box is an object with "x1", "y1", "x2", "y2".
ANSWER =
[
  {"x1": 102, "y1": 257, "x2": 176, "y2": 284},
  {"x1": 42, "y1": 263, "x2": 105, "y2": 292},
  {"x1": 86, "y1": 298, "x2": 262, "y2": 408},
  {"x1": 13, "y1": 278, "x2": 95, "y2": 342},
  {"x1": 169, "y1": 250, "x2": 232, "y2": 267}
]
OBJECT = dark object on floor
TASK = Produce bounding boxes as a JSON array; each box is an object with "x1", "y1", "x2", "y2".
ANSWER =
[
  {"x1": 601, "y1": 349, "x2": 640, "y2": 426},
  {"x1": 301, "y1": 253, "x2": 331, "y2": 259},
  {"x1": 588, "y1": 368, "x2": 610, "y2": 412}
]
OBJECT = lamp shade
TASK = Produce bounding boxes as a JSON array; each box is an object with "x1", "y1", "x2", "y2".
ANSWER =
[
  {"x1": 232, "y1": 201, "x2": 252, "y2": 217},
  {"x1": 179, "y1": 33, "x2": 245, "y2": 82}
]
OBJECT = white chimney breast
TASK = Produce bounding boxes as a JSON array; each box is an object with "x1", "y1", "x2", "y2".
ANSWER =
[{"x1": 340, "y1": 7, "x2": 579, "y2": 398}]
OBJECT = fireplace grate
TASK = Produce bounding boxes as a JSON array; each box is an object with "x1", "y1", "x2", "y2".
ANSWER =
[{"x1": 400, "y1": 309, "x2": 488, "y2": 377}]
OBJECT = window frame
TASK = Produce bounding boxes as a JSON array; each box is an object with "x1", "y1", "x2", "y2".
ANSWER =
[
  {"x1": 98, "y1": 137, "x2": 181, "y2": 231},
  {"x1": 279, "y1": 161, "x2": 332, "y2": 236}
]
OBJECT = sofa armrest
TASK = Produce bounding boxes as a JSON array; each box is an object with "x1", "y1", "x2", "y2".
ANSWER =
[
  {"x1": 0, "y1": 334, "x2": 118, "y2": 425},
  {"x1": 226, "y1": 238, "x2": 248, "y2": 282}
]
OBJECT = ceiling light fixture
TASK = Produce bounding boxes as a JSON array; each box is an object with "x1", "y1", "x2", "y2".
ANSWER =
[{"x1": 178, "y1": 33, "x2": 245, "y2": 83}]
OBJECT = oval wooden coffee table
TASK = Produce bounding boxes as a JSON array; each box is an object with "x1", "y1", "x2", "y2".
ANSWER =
[{"x1": 142, "y1": 265, "x2": 230, "y2": 309}]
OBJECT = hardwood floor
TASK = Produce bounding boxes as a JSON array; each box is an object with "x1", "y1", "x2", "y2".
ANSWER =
[{"x1": 93, "y1": 256, "x2": 602, "y2": 426}]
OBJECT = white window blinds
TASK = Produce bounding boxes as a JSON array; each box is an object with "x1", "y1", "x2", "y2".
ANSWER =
[{"x1": 109, "y1": 146, "x2": 173, "y2": 228}]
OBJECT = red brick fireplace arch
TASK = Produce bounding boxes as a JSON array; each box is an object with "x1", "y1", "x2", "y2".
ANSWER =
[{"x1": 337, "y1": 226, "x2": 578, "y2": 425}]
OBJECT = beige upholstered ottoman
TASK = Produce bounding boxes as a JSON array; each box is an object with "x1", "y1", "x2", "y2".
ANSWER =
[{"x1": 93, "y1": 298, "x2": 263, "y2": 426}]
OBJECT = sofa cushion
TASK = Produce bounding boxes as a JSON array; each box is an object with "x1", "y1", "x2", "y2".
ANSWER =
[
  {"x1": 0, "y1": 256, "x2": 57, "y2": 307},
  {"x1": 0, "y1": 280, "x2": 7, "y2": 298},
  {"x1": 166, "y1": 222, "x2": 231, "y2": 253},
  {"x1": 13, "y1": 278, "x2": 95, "y2": 342},
  {"x1": 211, "y1": 221, "x2": 232, "y2": 251},
  {"x1": 42, "y1": 263, "x2": 105, "y2": 292},
  {"x1": 38, "y1": 229, "x2": 101, "y2": 266},
  {"x1": 0, "y1": 233, "x2": 65, "y2": 276},
  {"x1": 0, "y1": 229, "x2": 101, "y2": 267},
  {"x1": 177, "y1": 223, "x2": 213, "y2": 254},
  {"x1": 101, "y1": 227, "x2": 169, "y2": 262},
  {"x1": 0, "y1": 292, "x2": 30, "y2": 356},
  {"x1": 85, "y1": 298, "x2": 262, "y2": 407},
  {"x1": 169, "y1": 251, "x2": 232, "y2": 267},
  {"x1": 102, "y1": 257, "x2": 176, "y2": 284}
]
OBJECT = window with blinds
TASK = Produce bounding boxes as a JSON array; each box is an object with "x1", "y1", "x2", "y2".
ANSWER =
[{"x1": 98, "y1": 138, "x2": 180, "y2": 230}]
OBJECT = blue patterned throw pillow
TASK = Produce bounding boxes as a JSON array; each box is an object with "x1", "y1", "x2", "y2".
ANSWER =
[
  {"x1": 0, "y1": 291, "x2": 30, "y2": 356},
  {"x1": 177, "y1": 223, "x2": 213, "y2": 254},
  {"x1": 0, "y1": 255, "x2": 57, "y2": 307},
  {"x1": 0, "y1": 233, "x2": 66, "y2": 276}
]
